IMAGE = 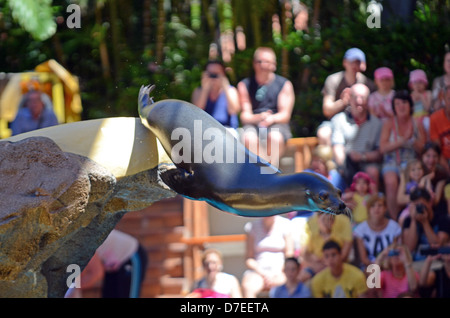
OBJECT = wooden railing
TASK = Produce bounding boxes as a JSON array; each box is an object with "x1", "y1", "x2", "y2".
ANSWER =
[{"x1": 286, "y1": 137, "x2": 319, "y2": 172}]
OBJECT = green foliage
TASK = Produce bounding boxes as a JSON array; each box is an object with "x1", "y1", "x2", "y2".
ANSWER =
[
  {"x1": 1, "y1": 0, "x2": 449, "y2": 138},
  {"x1": 7, "y1": 0, "x2": 56, "y2": 41}
]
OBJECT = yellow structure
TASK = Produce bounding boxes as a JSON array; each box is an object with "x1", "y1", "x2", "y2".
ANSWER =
[{"x1": 0, "y1": 59, "x2": 82, "y2": 138}]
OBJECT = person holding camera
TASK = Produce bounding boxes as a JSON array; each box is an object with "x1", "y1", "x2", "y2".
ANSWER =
[
  {"x1": 402, "y1": 187, "x2": 450, "y2": 264},
  {"x1": 374, "y1": 244, "x2": 419, "y2": 298},
  {"x1": 418, "y1": 242, "x2": 450, "y2": 298},
  {"x1": 192, "y1": 60, "x2": 240, "y2": 132}
]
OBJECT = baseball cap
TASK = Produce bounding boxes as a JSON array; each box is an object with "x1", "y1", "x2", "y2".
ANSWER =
[
  {"x1": 374, "y1": 67, "x2": 394, "y2": 80},
  {"x1": 344, "y1": 48, "x2": 366, "y2": 63},
  {"x1": 409, "y1": 69, "x2": 428, "y2": 85}
]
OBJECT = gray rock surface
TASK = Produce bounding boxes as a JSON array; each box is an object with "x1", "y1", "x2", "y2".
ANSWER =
[{"x1": 0, "y1": 136, "x2": 175, "y2": 297}]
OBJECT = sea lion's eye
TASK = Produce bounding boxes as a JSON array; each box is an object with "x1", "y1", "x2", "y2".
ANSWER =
[
  {"x1": 305, "y1": 189, "x2": 311, "y2": 197},
  {"x1": 319, "y1": 191, "x2": 329, "y2": 201}
]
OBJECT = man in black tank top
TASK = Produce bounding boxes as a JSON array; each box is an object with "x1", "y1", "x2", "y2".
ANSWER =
[{"x1": 237, "y1": 47, "x2": 295, "y2": 168}]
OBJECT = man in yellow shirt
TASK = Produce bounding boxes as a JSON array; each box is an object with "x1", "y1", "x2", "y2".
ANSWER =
[
  {"x1": 298, "y1": 213, "x2": 353, "y2": 282},
  {"x1": 311, "y1": 240, "x2": 368, "y2": 298}
]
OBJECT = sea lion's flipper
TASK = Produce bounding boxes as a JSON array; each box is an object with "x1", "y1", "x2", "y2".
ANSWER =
[{"x1": 158, "y1": 164, "x2": 197, "y2": 197}]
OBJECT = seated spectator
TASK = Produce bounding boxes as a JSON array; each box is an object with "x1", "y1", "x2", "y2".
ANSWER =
[
  {"x1": 66, "y1": 230, "x2": 147, "y2": 298},
  {"x1": 402, "y1": 187, "x2": 450, "y2": 263},
  {"x1": 419, "y1": 242, "x2": 450, "y2": 298},
  {"x1": 310, "y1": 240, "x2": 368, "y2": 298},
  {"x1": 238, "y1": 47, "x2": 295, "y2": 166},
  {"x1": 241, "y1": 215, "x2": 294, "y2": 298},
  {"x1": 420, "y1": 142, "x2": 447, "y2": 208},
  {"x1": 374, "y1": 244, "x2": 419, "y2": 298},
  {"x1": 298, "y1": 213, "x2": 352, "y2": 282},
  {"x1": 188, "y1": 248, "x2": 242, "y2": 298},
  {"x1": 331, "y1": 83, "x2": 382, "y2": 189},
  {"x1": 353, "y1": 193, "x2": 402, "y2": 269},
  {"x1": 304, "y1": 144, "x2": 346, "y2": 192},
  {"x1": 397, "y1": 159, "x2": 429, "y2": 208},
  {"x1": 341, "y1": 171, "x2": 375, "y2": 225},
  {"x1": 191, "y1": 60, "x2": 240, "y2": 133},
  {"x1": 318, "y1": 48, "x2": 376, "y2": 146},
  {"x1": 379, "y1": 90, "x2": 427, "y2": 219},
  {"x1": 429, "y1": 85, "x2": 450, "y2": 173},
  {"x1": 368, "y1": 67, "x2": 395, "y2": 121},
  {"x1": 269, "y1": 257, "x2": 311, "y2": 298},
  {"x1": 11, "y1": 90, "x2": 59, "y2": 136},
  {"x1": 431, "y1": 51, "x2": 450, "y2": 112},
  {"x1": 409, "y1": 69, "x2": 432, "y2": 133}
]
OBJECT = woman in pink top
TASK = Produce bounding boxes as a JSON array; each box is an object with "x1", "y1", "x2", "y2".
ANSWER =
[{"x1": 375, "y1": 244, "x2": 419, "y2": 298}]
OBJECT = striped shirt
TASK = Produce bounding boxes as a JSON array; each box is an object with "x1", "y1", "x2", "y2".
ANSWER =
[{"x1": 331, "y1": 108, "x2": 382, "y2": 154}]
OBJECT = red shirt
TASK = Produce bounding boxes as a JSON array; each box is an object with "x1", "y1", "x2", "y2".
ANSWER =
[{"x1": 429, "y1": 108, "x2": 450, "y2": 159}]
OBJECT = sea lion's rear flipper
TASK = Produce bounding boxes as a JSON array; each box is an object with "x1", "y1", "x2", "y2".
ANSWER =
[{"x1": 158, "y1": 164, "x2": 197, "y2": 197}]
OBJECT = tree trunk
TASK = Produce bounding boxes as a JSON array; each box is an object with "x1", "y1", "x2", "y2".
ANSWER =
[{"x1": 156, "y1": 0, "x2": 166, "y2": 64}]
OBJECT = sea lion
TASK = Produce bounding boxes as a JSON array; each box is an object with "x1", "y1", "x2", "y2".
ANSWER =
[{"x1": 138, "y1": 85, "x2": 350, "y2": 218}]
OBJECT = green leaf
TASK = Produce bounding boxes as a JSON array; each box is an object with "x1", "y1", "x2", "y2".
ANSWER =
[{"x1": 8, "y1": 0, "x2": 56, "y2": 41}]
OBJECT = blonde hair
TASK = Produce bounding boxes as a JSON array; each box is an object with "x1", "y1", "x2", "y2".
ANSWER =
[{"x1": 403, "y1": 159, "x2": 424, "y2": 183}]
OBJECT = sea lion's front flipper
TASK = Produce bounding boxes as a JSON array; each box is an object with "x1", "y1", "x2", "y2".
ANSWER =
[{"x1": 158, "y1": 163, "x2": 197, "y2": 197}]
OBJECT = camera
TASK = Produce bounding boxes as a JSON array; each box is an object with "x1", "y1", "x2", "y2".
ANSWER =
[
  {"x1": 388, "y1": 249, "x2": 400, "y2": 257},
  {"x1": 416, "y1": 203, "x2": 426, "y2": 214},
  {"x1": 420, "y1": 246, "x2": 450, "y2": 255},
  {"x1": 208, "y1": 73, "x2": 219, "y2": 79}
]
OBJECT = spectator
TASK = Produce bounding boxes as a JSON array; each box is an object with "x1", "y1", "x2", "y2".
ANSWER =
[
  {"x1": 379, "y1": 90, "x2": 427, "y2": 220},
  {"x1": 409, "y1": 69, "x2": 432, "y2": 133},
  {"x1": 409, "y1": 69, "x2": 432, "y2": 118},
  {"x1": 402, "y1": 187, "x2": 450, "y2": 263},
  {"x1": 429, "y1": 85, "x2": 450, "y2": 173},
  {"x1": 318, "y1": 47, "x2": 376, "y2": 146},
  {"x1": 298, "y1": 213, "x2": 353, "y2": 282},
  {"x1": 191, "y1": 60, "x2": 240, "y2": 133},
  {"x1": 304, "y1": 144, "x2": 346, "y2": 192},
  {"x1": 419, "y1": 242, "x2": 450, "y2": 298},
  {"x1": 420, "y1": 142, "x2": 447, "y2": 207},
  {"x1": 11, "y1": 90, "x2": 59, "y2": 136},
  {"x1": 269, "y1": 257, "x2": 311, "y2": 298},
  {"x1": 431, "y1": 51, "x2": 450, "y2": 112},
  {"x1": 331, "y1": 83, "x2": 382, "y2": 189},
  {"x1": 237, "y1": 47, "x2": 295, "y2": 166},
  {"x1": 374, "y1": 244, "x2": 419, "y2": 298},
  {"x1": 368, "y1": 67, "x2": 395, "y2": 121},
  {"x1": 341, "y1": 171, "x2": 375, "y2": 225},
  {"x1": 188, "y1": 248, "x2": 242, "y2": 298},
  {"x1": 241, "y1": 215, "x2": 294, "y2": 298},
  {"x1": 397, "y1": 159, "x2": 429, "y2": 208},
  {"x1": 353, "y1": 193, "x2": 402, "y2": 269},
  {"x1": 67, "y1": 230, "x2": 148, "y2": 298},
  {"x1": 310, "y1": 240, "x2": 368, "y2": 298}
]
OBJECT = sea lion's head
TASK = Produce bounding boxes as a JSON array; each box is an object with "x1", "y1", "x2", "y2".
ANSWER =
[{"x1": 294, "y1": 172, "x2": 352, "y2": 219}]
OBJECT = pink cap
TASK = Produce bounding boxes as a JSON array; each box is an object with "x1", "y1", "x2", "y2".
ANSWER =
[
  {"x1": 374, "y1": 67, "x2": 393, "y2": 80},
  {"x1": 409, "y1": 69, "x2": 428, "y2": 85}
]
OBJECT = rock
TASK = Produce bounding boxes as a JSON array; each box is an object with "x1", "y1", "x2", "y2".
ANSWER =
[{"x1": 0, "y1": 137, "x2": 175, "y2": 297}]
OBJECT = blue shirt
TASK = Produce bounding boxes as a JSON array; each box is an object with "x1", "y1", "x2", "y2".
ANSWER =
[
  {"x1": 11, "y1": 107, "x2": 59, "y2": 136},
  {"x1": 205, "y1": 89, "x2": 238, "y2": 129},
  {"x1": 269, "y1": 282, "x2": 311, "y2": 298}
]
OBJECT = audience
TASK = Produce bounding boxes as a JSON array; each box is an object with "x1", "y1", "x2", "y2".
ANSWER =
[
  {"x1": 188, "y1": 248, "x2": 242, "y2": 298},
  {"x1": 269, "y1": 257, "x2": 311, "y2": 298},
  {"x1": 431, "y1": 51, "x2": 450, "y2": 112},
  {"x1": 419, "y1": 242, "x2": 450, "y2": 298},
  {"x1": 353, "y1": 193, "x2": 402, "y2": 269},
  {"x1": 298, "y1": 213, "x2": 353, "y2": 282},
  {"x1": 429, "y1": 84, "x2": 450, "y2": 173},
  {"x1": 237, "y1": 46, "x2": 295, "y2": 166},
  {"x1": 310, "y1": 240, "x2": 368, "y2": 298},
  {"x1": 368, "y1": 67, "x2": 395, "y2": 121},
  {"x1": 379, "y1": 90, "x2": 427, "y2": 220},
  {"x1": 341, "y1": 171, "x2": 375, "y2": 225},
  {"x1": 375, "y1": 244, "x2": 419, "y2": 298},
  {"x1": 241, "y1": 215, "x2": 294, "y2": 298},
  {"x1": 331, "y1": 83, "x2": 383, "y2": 189},
  {"x1": 318, "y1": 48, "x2": 376, "y2": 146}
]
